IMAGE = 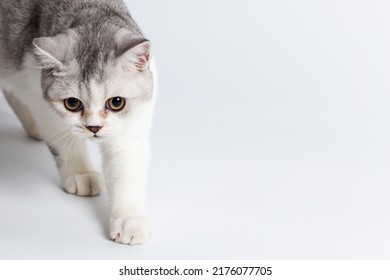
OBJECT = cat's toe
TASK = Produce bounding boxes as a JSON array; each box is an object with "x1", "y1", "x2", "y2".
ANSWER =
[
  {"x1": 63, "y1": 172, "x2": 103, "y2": 196},
  {"x1": 110, "y1": 216, "x2": 151, "y2": 245}
]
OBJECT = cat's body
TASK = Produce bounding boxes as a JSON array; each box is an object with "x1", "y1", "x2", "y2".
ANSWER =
[{"x1": 0, "y1": 0, "x2": 155, "y2": 245}]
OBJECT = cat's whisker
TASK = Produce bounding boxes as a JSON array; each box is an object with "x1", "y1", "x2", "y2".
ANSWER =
[
  {"x1": 68, "y1": 136, "x2": 75, "y2": 171},
  {"x1": 46, "y1": 136, "x2": 71, "y2": 155},
  {"x1": 46, "y1": 127, "x2": 72, "y2": 144},
  {"x1": 62, "y1": 135, "x2": 71, "y2": 172},
  {"x1": 32, "y1": 143, "x2": 51, "y2": 168},
  {"x1": 31, "y1": 126, "x2": 72, "y2": 168},
  {"x1": 74, "y1": 138, "x2": 83, "y2": 173}
]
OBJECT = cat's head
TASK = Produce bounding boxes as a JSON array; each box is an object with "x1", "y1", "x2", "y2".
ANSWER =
[{"x1": 32, "y1": 28, "x2": 153, "y2": 140}]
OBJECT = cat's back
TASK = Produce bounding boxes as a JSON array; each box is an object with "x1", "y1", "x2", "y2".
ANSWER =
[{"x1": 0, "y1": 0, "x2": 39, "y2": 70}]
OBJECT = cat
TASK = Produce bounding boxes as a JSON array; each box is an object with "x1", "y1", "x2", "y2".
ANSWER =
[{"x1": 0, "y1": 0, "x2": 156, "y2": 245}]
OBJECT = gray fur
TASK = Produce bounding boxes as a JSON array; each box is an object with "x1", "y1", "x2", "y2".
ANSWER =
[
  {"x1": 47, "y1": 143, "x2": 59, "y2": 157},
  {"x1": 46, "y1": 142, "x2": 63, "y2": 169},
  {"x1": 0, "y1": 0, "x2": 145, "y2": 81}
]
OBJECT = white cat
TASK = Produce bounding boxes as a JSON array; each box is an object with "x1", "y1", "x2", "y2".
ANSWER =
[{"x1": 0, "y1": 0, "x2": 156, "y2": 245}]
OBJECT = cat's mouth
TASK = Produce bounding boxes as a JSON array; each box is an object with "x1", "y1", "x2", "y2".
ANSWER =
[{"x1": 89, "y1": 134, "x2": 105, "y2": 141}]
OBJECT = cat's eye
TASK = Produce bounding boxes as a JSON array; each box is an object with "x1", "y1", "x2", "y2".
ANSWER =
[
  {"x1": 106, "y1": 97, "x2": 126, "y2": 112},
  {"x1": 64, "y1": 98, "x2": 83, "y2": 112}
]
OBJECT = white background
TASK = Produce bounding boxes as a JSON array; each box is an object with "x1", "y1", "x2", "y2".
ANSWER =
[{"x1": 1, "y1": 0, "x2": 390, "y2": 259}]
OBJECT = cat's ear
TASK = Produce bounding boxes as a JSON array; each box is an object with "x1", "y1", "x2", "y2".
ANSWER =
[
  {"x1": 32, "y1": 33, "x2": 74, "y2": 73},
  {"x1": 116, "y1": 36, "x2": 151, "y2": 72}
]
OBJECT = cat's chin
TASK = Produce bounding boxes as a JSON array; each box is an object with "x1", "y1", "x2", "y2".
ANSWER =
[
  {"x1": 89, "y1": 135, "x2": 105, "y2": 142},
  {"x1": 72, "y1": 133, "x2": 106, "y2": 142}
]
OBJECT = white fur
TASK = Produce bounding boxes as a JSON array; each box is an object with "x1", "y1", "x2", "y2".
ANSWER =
[{"x1": 101, "y1": 59, "x2": 157, "y2": 245}]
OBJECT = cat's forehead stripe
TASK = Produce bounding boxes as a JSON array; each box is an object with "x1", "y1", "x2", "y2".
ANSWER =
[
  {"x1": 76, "y1": 80, "x2": 106, "y2": 101},
  {"x1": 89, "y1": 79, "x2": 106, "y2": 99}
]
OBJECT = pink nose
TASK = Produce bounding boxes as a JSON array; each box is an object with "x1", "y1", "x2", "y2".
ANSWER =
[{"x1": 86, "y1": 126, "x2": 102, "y2": 134}]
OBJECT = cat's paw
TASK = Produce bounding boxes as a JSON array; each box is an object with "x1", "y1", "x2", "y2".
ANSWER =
[
  {"x1": 63, "y1": 172, "x2": 103, "y2": 196},
  {"x1": 110, "y1": 216, "x2": 152, "y2": 245}
]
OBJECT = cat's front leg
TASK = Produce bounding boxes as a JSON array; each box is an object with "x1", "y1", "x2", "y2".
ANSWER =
[
  {"x1": 100, "y1": 136, "x2": 152, "y2": 245},
  {"x1": 46, "y1": 132, "x2": 103, "y2": 196}
]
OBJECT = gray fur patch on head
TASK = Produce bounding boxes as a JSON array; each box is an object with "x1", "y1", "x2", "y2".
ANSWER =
[
  {"x1": 74, "y1": 25, "x2": 116, "y2": 82},
  {"x1": 0, "y1": 0, "x2": 147, "y2": 78},
  {"x1": 25, "y1": 0, "x2": 153, "y2": 104}
]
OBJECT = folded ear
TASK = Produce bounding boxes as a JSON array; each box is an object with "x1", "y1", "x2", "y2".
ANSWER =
[
  {"x1": 116, "y1": 36, "x2": 151, "y2": 72},
  {"x1": 32, "y1": 33, "x2": 73, "y2": 73}
]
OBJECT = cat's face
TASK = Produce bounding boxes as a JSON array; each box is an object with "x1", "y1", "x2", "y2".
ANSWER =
[
  {"x1": 33, "y1": 31, "x2": 153, "y2": 140},
  {"x1": 42, "y1": 64, "x2": 153, "y2": 140}
]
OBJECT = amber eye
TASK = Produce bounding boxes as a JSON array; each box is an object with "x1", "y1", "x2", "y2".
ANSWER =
[
  {"x1": 106, "y1": 97, "x2": 126, "y2": 112},
  {"x1": 64, "y1": 98, "x2": 83, "y2": 112}
]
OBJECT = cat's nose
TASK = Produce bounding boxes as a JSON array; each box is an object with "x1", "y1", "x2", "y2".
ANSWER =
[{"x1": 86, "y1": 126, "x2": 102, "y2": 134}]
